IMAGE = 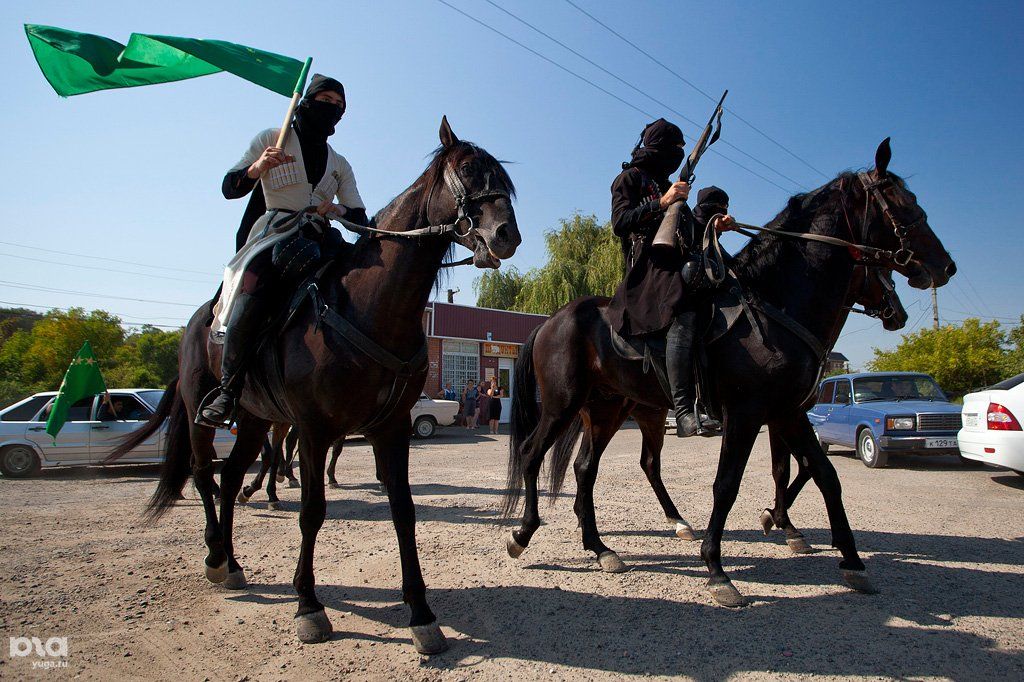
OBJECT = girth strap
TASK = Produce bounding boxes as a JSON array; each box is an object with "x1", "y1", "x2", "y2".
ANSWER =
[{"x1": 747, "y1": 297, "x2": 826, "y2": 362}]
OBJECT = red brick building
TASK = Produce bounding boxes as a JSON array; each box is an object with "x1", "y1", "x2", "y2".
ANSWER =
[{"x1": 422, "y1": 303, "x2": 548, "y2": 422}]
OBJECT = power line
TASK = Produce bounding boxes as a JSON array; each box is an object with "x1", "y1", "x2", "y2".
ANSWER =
[
  {"x1": 0, "y1": 252, "x2": 214, "y2": 285},
  {"x1": 0, "y1": 300, "x2": 187, "y2": 329},
  {"x1": 563, "y1": 0, "x2": 829, "y2": 179},
  {"x1": 0, "y1": 280, "x2": 200, "y2": 308},
  {"x1": 433, "y1": 0, "x2": 796, "y2": 194},
  {"x1": 0, "y1": 240, "x2": 216, "y2": 276},
  {"x1": 481, "y1": 0, "x2": 808, "y2": 191}
]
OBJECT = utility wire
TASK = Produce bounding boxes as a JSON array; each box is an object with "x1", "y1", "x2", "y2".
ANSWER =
[
  {"x1": 0, "y1": 280, "x2": 200, "y2": 308},
  {"x1": 481, "y1": 0, "x2": 807, "y2": 191},
  {"x1": 0, "y1": 240, "x2": 216, "y2": 276},
  {"x1": 563, "y1": 0, "x2": 829, "y2": 179},
  {"x1": 0, "y1": 252, "x2": 214, "y2": 285},
  {"x1": 434, "y1": 0, "x2": 795, "y2": 194},
  {"x1": 0, "y1": 300, "x2": 187, "y2": 329}
]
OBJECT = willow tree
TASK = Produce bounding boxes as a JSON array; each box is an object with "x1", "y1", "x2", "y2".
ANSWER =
[{"x1": 475, "y1": 213, "x2": 623, "y2": 315}]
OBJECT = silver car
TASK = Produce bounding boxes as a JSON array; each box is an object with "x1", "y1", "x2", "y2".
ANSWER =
[{"x1": 0, "y1": 389, "x2": 235, "y2": 478}]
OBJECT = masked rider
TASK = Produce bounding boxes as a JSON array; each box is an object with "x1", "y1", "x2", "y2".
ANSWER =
[
  {"x1": 200, "y1": 74, "x2": 369, "y2": 427},
  {"x1": 606, "y1": 119, "x2": 733, "y2": 437}
]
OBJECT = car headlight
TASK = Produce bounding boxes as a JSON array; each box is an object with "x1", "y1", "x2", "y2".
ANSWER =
[{"x1": 886, "y1": 416, "x2": 915, "y2": 430}]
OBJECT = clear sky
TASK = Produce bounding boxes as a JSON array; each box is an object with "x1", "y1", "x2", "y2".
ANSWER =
[{"x1": 2, "y1": 0, "x2": 1021, "y2": 369}]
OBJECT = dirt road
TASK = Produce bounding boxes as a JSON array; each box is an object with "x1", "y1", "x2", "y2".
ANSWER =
[{"x1": 2, "y1": 425, "x2": 1022, "y2": 680}]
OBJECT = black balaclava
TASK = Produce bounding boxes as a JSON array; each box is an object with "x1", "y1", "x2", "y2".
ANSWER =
[
  {"x1": 693, "y1": 186, "x2": 730, "y2": 227},
  {"x1": 625, "y1": 118, "x2": 685, "y2": 181},
  {"x1": 293, "y1": 73, "x2": 345, "y2": 187}
]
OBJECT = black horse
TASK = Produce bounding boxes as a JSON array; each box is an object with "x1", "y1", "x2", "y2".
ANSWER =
[
  {"x1": 113, "y1": 117, "x2": 520, "y2": 653},
  {"x1": 504, "y1": 140, "x2": 955, "y2": 607},
  {"x1": 237, "y1": 423, "x2": 299, "y2": 510}
]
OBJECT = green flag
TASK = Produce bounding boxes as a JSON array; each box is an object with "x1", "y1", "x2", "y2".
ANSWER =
[
  {"x1": 45, "y1": 340, "x2": 107, "y2": 440},
  {"x1": 25, "y1": 24, "x2": 307, "y2": 97}
]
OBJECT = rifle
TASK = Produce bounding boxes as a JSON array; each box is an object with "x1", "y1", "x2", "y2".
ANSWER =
[{"x1": 652, "y1": 90, "x2": 728, "y2": 250}]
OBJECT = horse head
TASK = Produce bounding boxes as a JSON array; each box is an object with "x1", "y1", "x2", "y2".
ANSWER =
[
  {"x1": 855, "y1": 267, "x2": 909, "y2": 331},
  {"x1": 863, "y1": 138, "x2": 956, "y2": 289},
  {"x1": 430, "y1": 116, "x2": 521, "y2": 268}
]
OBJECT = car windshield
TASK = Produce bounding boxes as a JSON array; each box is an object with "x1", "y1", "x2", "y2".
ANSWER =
[
  {"x1": 853, "y1": 376, "x2": 946, "y2": 403},
  {"x1": 138, "y1": 390, "x2": 165, "y2": 410}
]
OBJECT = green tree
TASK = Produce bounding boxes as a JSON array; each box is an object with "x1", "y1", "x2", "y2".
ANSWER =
[
  {"x1": 868, "y1": 318, "x2": 1008, "y2": 397},
  {"x1": 0, "y1": 307, "x2": 42, "y2": 345},
  {"x1": 106, "y1": 326, "x2": 183, "y2": 388},
  {"x1": 474, "y1": 266, "x2": 526, "y2": 311},
  {"x1": 1003, "y1": 315, "x2": 1024, "y2": 377}
]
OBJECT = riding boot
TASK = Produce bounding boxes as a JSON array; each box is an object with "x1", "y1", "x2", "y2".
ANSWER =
[
  {"x1": 200, "y1": 293, "x2": 266, "y2": 427},
  {"x1": 665, "y1": 309, "x2": 698, "y2": 438}
]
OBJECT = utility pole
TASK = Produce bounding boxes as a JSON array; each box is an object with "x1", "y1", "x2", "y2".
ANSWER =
[
  {"x1": 932, "y1": 286, "x2": 939, "y2": 329},
  {"x1": 446, "y1": 288, "x2": 459, "y2": 304}
]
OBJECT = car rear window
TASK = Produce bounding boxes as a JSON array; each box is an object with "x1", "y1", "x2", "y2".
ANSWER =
[
  {"x1": 0, "y1": 395, "x2": 50, "y2": 422},
  {"x1": 988, "y1": 373, "x2": 1024, "y2": 391}
]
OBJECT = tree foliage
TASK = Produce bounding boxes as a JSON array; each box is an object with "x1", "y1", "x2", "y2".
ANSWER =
[
  {"x1": 474, "y1": 213, "x2": 622, "y2": 314},
  {"x1": 867, "y1": 318, "x2": 1019, "y2": 397}
]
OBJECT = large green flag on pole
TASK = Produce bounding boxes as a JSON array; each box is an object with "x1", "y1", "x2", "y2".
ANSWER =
[
  {"x1": 45, "y1": 341, "x2": 108, "y2": 440},
  {"x1": 25, "y1": 24, "x2": 310, "y2": 98}
]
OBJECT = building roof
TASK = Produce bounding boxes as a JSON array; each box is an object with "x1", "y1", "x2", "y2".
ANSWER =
[
  {"x1": 827, "y1": 351, "x2": 849, "y2": 362},
  {"x1": 428, "y1": 302, "x2": 547, "y2": 344}
]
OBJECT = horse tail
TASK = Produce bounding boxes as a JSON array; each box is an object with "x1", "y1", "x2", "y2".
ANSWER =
[
  {"x1": 106, "y1": 377, "x2": 179, "y2": 463},
  {"x1": 503, "y1": 326, "x2": 541, "y2": 517},
  {"x1": 547, "y1": 412, "x2": 584, "y2": 502},
  {"x1": 142, "y1": 379, "x2": 193, "y2": 522}
]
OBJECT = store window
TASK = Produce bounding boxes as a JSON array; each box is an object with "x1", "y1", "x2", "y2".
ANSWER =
[{"x1": 442, "y1": 339, "x2": 479, "y2": 391}]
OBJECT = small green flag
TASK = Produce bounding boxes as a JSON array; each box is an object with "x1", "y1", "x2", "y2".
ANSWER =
[
  {"x1": 25, "y1": 24, "x2": 306, "y2": 97},
  {"x1": 45, "y1": 341, "x2": 107, "y2": 440}
]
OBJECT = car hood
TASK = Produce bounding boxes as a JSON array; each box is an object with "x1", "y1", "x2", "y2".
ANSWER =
[{"x1": 855, "y1": 400, "x2": 961, "y2": 413}]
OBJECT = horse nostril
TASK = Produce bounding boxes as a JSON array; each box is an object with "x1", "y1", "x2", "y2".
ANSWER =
[
  {"x1": 494, "y1": 222, "x2": 509, "y2": 244},
  {"x1": 945, "y1": 262, "x2": 957, "y2": 278}
]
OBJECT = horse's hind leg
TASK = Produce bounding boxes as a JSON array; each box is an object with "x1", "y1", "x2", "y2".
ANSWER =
[
  {"x1": 327, "y1": 438, "x2": 344, "y2": 488},
  {"x1": 634, "y1": 405, "x2": 698, "y2": 540},
  {"x1": 760, "y1": 428, "x2": 814, "y2": 554},
  {"x1": 217, "y1": 411, "x2": 271, "y2": 588},
  {"x1": 187, "y1": 420, "x2": 228, "y2": 583},
  {"x1": 240, "y1": 439, "x2": 273, "y2": 503},
  {"x1": 572, "y1": 401, "x2": 630, "y2": 572},
  {"x1": 368, "y1": 423, "x2": 448, "y2": 655},
  {"x1": 773, "y1": 411, "x2": 875, "y2": 594}
]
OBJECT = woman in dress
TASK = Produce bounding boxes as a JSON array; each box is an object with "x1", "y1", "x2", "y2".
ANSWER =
[
  {"x1": 487, "y1": 378, "x2": 504, "y2": 434},
  {"x1": 463, "y1": 379, "x2": 479, "y2": 430}
]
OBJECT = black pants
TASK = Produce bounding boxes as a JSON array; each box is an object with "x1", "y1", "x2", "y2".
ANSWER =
[{"x1": 665, "y1": 298, "x2": 700, "y2": 419}]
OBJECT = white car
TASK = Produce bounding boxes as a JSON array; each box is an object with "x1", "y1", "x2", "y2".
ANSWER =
[
  {"x1": 410, "y1": 394, "x2": 459, "y2": 438},
  {"x1": 958, "y1": 372, "x2": 1024, "y2": 475},
  {"x1": 0, "y1": 389, "x2": 236, "y2": 478}
]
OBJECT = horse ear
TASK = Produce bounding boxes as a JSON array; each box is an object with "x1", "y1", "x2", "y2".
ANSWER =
[
  {"x1": 874, "y1": 137, "x2": 892, "y2": 179},
  {"x1": 439, "y1": 115, "x2": 459, "y2": 148}
]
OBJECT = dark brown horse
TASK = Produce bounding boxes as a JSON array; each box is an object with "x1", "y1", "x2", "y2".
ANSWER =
[
  {"x1": 546, "y1": 266, "x2": 910, "y2": 567},
  {"x1": 237, "y1": 422, "x2": 298, "y2": 510},
  {"x1": 113, "y1": 117, "x2": 519, "y2": 653},
  {"x1": 504, "y1": 140, "x2": 955, "y2": 607}
]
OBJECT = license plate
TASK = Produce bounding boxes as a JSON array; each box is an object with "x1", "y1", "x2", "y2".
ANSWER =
[
  {"x1": 926, "y1": 437, "x2": 958, "y2": 449},
  {"x1": 964, "y1": 413, "x2": 979, "y2": 428}
]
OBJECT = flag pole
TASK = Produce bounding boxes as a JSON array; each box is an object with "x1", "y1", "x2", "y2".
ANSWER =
[{"x1": 274, "y1": 57, "x2": 312, "y2": 150}]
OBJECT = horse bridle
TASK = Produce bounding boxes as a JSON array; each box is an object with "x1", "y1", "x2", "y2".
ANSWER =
[{"x1": 855, "y1": 172, "x2": 925, "y2": 268}]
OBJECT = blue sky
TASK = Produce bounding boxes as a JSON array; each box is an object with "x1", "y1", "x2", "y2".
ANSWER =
[{"x1": 1, "y1": 0, "x2": 1021, "y2": 369}]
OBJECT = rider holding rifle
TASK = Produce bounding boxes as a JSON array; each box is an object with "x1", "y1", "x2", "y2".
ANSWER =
[{"x1": 607, "y1": 101, "x2": 734, "y2": 437}]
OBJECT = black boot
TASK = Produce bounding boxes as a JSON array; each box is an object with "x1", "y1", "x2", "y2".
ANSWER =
[
  {"x1": 199, "y1": 293, "x2": 264, "y2": 427},
  {"x1": 665, "y1": 310, "x2": 698, "y2": 438}
]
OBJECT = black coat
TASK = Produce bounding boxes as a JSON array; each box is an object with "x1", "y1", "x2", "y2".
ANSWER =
[{"x1": 606, "y1": 166, "x2": 697, "y2": 336}]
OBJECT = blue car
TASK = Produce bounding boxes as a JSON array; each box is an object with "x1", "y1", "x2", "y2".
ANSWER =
[{"x1": 808, "y1": 372, "x2": 962, "y2": 468}]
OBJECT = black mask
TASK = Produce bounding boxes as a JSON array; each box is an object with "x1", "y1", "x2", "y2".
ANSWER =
[
  {"x1": 294, "y1": 99, "x2": 343, "y2": 139},
  {"x1": 625, "y1": 118, "x2": 686, "y2": 181}
]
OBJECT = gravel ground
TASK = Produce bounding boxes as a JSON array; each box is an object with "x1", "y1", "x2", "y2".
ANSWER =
[{"x1": 1, "y1": 424, "x2": 1022, "y2": 681}]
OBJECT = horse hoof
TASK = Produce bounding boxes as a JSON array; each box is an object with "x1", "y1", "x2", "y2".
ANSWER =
[
  {"x1": 410, "y1": 622, "x2": 449, "y2": 655},
  {"x1": 204, "y1": 560, "x2": 228, "y2": 584},
  {"x1": 267, "y1": 501, "x2": 282, "y2": 511},
  {"x1": 506, "y1": 535, "x2": 526, "y2": 559},
  {"x1": 598, "y1": 550, "x2": 628, "y2": 573},
  {"x1": 672, "y1": 520, "x2": 700, "y2": 541},
  {"x1": 787, "y1": 537, "x2": 815, "y2": 554},
  {"x1": 237, "y1": 491, "x2": 250, "y2": 504},
  {"x1": 276, "y1": 474, "x2": 286, "y2": 483},
  {"x1": 222, "y1": 569, "x2": 247, "y2": 590},
  {"x1": 288, "y1": 479, "x2": 300, "y2": 488},
  {"x1": 759, "y1": 509, "x2": 775, "y2": 535},
  {"x1": 328, "y1": 481, "x2": 341, "y2": 489},
  {"x1": 295, "y1": 610, "x2": 333, "y2": 643},
  {"x1": 706, "y1": 579, "x2": 749, "y2": 608},
  {"x1": 842, "y1": 569, "x2": 878, "y2": 594}
]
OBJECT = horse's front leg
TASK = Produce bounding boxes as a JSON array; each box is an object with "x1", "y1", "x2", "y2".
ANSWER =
[
  {"x1": 239, "y1": 439, "x2": 272, "y2": 503},
  {"x1": 633, "y1": 405, "x2": 698, "y2": 541},
  {"x1": 774, "y1": 411, "x2": 876, "y2": 595},
  {"x1": 292, "y1": 433, "x2": 332, "y2": 643},
  {"x1": 760, "y1": 428, "x2": 814, "y2": 554},
  {"x1": 327, "y1": 438, "x2": 344, "y2": 489},
  {"x1": 700, "y1": 407, "x2": 763, "y2": 608},
  {"x1": 367, "y1": 421, "x2": 448, "y2": 655}
]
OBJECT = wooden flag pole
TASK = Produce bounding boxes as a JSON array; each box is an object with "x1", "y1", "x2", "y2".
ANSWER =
[{"x1": 274, "y1": 57, "x2": 312, "y2": 149}]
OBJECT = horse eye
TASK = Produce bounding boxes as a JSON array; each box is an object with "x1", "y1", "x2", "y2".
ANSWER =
[{"x1": 460, "y1": 162, "x2": 476, "y2": 177}]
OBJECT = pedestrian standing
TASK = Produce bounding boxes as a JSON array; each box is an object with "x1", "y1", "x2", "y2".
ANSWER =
[
  {"x1": 463, "y1": 379, "x2": 479, "y2": 430},
  {"x1": 487, "y1": 378, "x2": 504, "y2": 434}
]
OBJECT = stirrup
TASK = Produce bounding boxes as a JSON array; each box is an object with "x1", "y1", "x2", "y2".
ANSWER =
[{"x1": 195, "y1": 387, "x2": 235, "y2": 429}]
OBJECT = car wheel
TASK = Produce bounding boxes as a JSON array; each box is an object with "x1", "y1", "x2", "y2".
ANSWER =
[
  {"x1": 814, "y1": 429, "x2": 829, "y2": 454},
  {"x1": 413, "y1": 416, "x2": 436, "y2": 439},
  {"x1": 856, "y1": 429, "x2": 887, "y2": 468},
  {"x1": 0, "y1": 445, "x2": 42, "y2": 478}
]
